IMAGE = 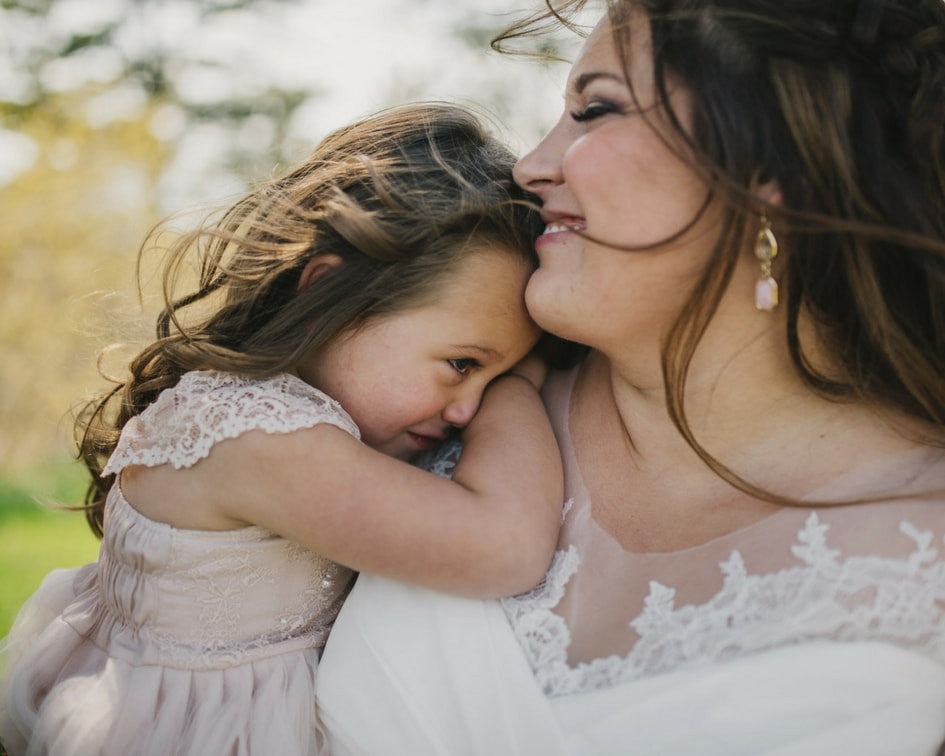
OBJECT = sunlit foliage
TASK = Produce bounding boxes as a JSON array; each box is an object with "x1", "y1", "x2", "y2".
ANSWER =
[{"x1": 0, "y1": 88, "x2": 166, "y2": 470}]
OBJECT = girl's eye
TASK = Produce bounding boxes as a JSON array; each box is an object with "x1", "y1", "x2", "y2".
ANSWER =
[
  {"x1": 448, "y1": 358, "x2": 479, "y2": 376},
  {"x1": 570, "y1": 100, "x2": 622, "y2": 123}
]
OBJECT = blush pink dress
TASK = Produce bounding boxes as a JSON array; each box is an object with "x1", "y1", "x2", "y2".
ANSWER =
[{"x1": 0, "y1": 371, "x2": 358, "y2": 756}]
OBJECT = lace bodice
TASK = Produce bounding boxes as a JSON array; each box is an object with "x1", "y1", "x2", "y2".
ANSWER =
[
  {"x1": 426, "y1": 369, "x2": 945, "y2": 698},
  {"x1": 88, "y1": 490, "x2": 353, "y2": 669},
  {"x1": 0, "y1": 370, "x2": 360, "y2": 755},
  {"x1": 503, "y1": 505, "x2": 945, "y2": 697},
  {"x1": 91, "y1": 370, "x2": 360, "y2": 668}
]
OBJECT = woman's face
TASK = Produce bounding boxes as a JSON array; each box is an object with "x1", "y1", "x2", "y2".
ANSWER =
[{"x1": 514, "y1": 15, "x2": 720, "y2": 352}]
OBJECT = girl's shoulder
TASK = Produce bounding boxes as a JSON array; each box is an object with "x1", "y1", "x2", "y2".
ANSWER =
[{"x1": 103, "y1": 370, "x2": 360, "y2": 475}]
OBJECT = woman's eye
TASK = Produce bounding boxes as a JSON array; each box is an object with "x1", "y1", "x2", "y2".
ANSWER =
[
  {"x1": 448, "y1": 358, "x2": 479, "y2": 376},
  {"x1": 570, "y1": 100, "x2": 621, "y2": 123}
]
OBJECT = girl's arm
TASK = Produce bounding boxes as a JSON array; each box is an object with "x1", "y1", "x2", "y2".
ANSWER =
[{"x1": 131, "y1": 372, "x2": 563, "y2": 598}]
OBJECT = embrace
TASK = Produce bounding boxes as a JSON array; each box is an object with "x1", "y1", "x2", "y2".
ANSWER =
[{"x1": 3, "y1": 0, "x2": 945, "y2": 754}]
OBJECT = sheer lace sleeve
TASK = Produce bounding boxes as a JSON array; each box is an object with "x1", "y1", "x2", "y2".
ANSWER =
[{"x1": 102, "y1": 371, "x2": 360, "y2": 475}]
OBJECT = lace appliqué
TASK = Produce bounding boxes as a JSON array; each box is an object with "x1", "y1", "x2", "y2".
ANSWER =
[
  {"x1": 102, "y1": 371, "x2": 360, "y2": 475},
  {"x1": 501, "y1": 545, "x2": 581, "y2": 692},
  {"x1": 274, "y1": 542, "x2": 351, "y2": 640},
  {"x1": 414, "y1": 436, "x2": 463, "y2": 478},
  {"x1": 503, "y1": 512, "x2": 945, "y2": 697}
]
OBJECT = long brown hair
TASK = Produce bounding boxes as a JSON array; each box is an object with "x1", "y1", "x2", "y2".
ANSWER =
[
  {"x1": 76, "y1": 102, "x2": 543, "y2": 537},
  {"x1": 496, "y1": 0, "x2": 945, "y2": 501}
]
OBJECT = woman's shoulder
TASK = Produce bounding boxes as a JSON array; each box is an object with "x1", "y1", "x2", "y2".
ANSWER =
[
  {"x1": 745, "y1": 441, "x2": 945, "y2": 565},
  {"x1": 103, "y1": 371, "x2": 360, "y2": 475}
]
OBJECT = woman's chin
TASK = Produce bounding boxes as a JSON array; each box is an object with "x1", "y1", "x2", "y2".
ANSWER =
[{"x1": 525, "y1": 283, "x2": 576, "y2": 342}]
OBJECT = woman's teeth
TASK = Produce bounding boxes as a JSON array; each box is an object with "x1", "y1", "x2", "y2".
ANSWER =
[{"x1": 542, "y1": 221, "x2": 584, "y2": 235}]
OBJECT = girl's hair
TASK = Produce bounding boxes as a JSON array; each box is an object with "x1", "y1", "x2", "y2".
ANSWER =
[
  {"x1": 76, "y1": 102, "x2": 543, "y2": 537},
  {"x1": 496, "y1": 0, "x2": 945, "y2": 501}
]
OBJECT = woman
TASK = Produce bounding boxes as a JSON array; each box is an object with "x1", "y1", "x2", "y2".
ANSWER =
[{"x1": 316, "y1": 1, "x2": 945, "y2": 752}]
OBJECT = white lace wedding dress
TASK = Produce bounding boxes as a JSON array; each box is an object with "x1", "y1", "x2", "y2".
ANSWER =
[
  {"x1": 0, "y1": 371, "x2": 359, "y2": 756},
  {"x1": 316, "y1": 365, "x2": 945, "y2": 755}
]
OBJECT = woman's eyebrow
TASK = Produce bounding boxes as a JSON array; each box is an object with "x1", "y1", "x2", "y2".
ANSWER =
[{"x1": 572, "y1": 71, "x2": 624, "y2": 94}]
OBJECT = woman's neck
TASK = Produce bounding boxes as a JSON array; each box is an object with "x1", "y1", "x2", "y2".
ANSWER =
[
  {"x1": 570, "y1": 340, "x2": 936, "y2": 552},
  {"x1": 605, "y1": 303, "x2": 794, "y2": 430},
  {"x1": 593, "y1": 303, "x2": 928, "y2": 499}
]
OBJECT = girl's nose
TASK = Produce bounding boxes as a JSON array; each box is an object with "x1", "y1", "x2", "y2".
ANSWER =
[
  {"x1": 513, "y1": 122, "x2": 566, "y2": 194},
  {"x1": 442, "y1": 393, "x2": 482, "y2": 429}
]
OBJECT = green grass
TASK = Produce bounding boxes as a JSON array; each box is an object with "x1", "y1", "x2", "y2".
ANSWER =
[{"x1": 0, "y1": 466, "x2": 101, "y2": 637}]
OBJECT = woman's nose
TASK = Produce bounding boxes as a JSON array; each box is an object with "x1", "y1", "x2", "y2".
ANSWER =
[
  {"x1": 442, "y1": 393, "x2": 482, "y2": 429},
  {"x1": 513, "y1": 123, "x2": 565, "y2": 194}
]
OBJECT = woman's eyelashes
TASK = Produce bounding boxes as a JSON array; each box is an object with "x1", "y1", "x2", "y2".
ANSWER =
[
  {"x1": 570, "y1": 99, "x2": 623, "y2": 122},
  {"x1": 448, "y1": 357, "x2": 481, "y2": 376}
]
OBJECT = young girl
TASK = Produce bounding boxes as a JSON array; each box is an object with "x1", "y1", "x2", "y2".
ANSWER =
[{"x1": 0, "y1": 102, "x2": 563, "y2": 755}]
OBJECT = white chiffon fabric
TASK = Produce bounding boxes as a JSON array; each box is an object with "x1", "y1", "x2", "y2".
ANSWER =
[
  {"x1": 318, "y1": 575, "x2": 945, "y2": 755},
  {"x1": 317, "y1": 364, "x2": 945, "y2": 754},
  {"x1": 0, "y1": 371, "x2": 359, "y2": 756}
]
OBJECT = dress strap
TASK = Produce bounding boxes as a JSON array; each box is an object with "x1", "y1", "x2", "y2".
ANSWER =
[{"x1": 102, "y1": 371, "x2": 359, "y2": 475}]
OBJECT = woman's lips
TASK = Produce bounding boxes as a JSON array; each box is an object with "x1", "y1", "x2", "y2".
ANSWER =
[{"x1": 536, "y1": 218, "x2": 586, "y2": 247}]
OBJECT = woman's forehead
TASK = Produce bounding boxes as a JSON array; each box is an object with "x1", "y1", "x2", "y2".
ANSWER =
[{"x1": 566, "y1": 14, "x2": 654, "y2": 93}]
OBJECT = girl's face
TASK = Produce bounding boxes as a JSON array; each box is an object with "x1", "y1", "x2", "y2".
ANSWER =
[
  {"x1": 296, "y1": 250, "x2": 539, "y2": 460},
  {"x1": 513, "y1": 15, "x2": 720, "y2": 353}
]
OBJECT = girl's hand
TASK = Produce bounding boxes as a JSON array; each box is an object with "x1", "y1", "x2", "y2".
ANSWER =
[{"x1": 507, "y1": 351, "x2": 549, "y2": 392}]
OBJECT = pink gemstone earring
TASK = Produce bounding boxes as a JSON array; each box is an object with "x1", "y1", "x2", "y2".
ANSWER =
[{"x1": 754, "y1": 212, "x2": 779, "y2": 310}]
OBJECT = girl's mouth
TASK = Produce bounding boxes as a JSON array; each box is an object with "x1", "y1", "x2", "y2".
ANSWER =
[{"x1": 407, "y1": 432, "x2": 443, "y2": 450}]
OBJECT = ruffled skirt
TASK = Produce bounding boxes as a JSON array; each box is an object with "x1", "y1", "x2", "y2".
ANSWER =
[{"x1": 1, "y1": 567, "x2": 322, "y2": 756}]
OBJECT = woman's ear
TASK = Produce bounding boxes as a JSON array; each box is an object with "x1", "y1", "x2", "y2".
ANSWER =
[
  {"x1": 298, "y1": 254, "x2": 344, "y2": 293},
  {"x1": 753, "y1": 176, "x2": 783, "y2": 211}
]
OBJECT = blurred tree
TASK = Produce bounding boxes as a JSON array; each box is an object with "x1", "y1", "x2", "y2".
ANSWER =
[
  {"x1": 1, "y1": 0, "x2": 313, "y2": 194},
  {"x1": 0, "y1": 87, "x2": 167, "y2": 471},
  {"x1": 0, "y1": 0, "x2": 574, "y2": 475},
  {"x1": 1, "y1": 0, "x2": 572, "y2": 197}
]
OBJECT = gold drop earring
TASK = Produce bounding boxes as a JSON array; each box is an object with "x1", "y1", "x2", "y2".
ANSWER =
[{"x1": 754, "y1": 212, "x2": 779, "y2": 310}]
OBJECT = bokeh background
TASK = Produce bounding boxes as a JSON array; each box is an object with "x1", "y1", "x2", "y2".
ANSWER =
[{"x1": 0, "y1": 0, "x2": 584, "y2": 634}]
